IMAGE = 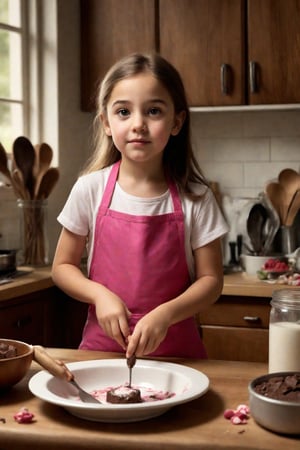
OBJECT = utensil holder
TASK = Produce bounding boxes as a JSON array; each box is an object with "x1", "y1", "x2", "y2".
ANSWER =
[{"x1": 17, "y1": 199, "x2": 49, "y2": 266}]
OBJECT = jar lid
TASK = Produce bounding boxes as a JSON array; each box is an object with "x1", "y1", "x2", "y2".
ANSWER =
[{"x1": 271, "y1": 288, "x2": 300, "y2": 309}]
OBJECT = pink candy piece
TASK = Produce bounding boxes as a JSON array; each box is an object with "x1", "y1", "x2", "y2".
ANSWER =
[
  {"x1": 224, "y1": 404, "x2": 250, "y2": 425},
  {"x1": 13, "y1": 407, "x2": 35, "y2": 424}
]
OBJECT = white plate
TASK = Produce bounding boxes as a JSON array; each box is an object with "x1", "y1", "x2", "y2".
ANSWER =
[{"x1": 29, "y1": 359, "x2": 209, "y2": 422}]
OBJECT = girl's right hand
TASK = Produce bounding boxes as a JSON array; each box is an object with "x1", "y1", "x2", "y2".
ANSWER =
[{"x1": 94, "y1": 292, "x2": 131, "y2": 350}]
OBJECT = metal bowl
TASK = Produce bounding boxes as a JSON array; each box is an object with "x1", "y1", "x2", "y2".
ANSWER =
[
  {"x1": 0, "y1": 339, "x2": 33, "y2": 389},
  {"x1": 0, "y1": 250, "x2": 17, "y2": 273},
  {"x1": 249, "y1": 372, "x2": 300, "y2": 435}
]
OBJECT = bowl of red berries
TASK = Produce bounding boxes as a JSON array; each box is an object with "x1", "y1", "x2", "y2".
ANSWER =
[{"x1": 257, "y1": 257, "x2": 290, "y2": 280}]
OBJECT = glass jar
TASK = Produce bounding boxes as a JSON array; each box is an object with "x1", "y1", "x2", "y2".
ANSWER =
[
  {"x1": 17, "y1": 199, "x2": 49, "y2": 266},
  {"x1": 269, "y1": 289, "x2": 300, "y2": 373}
]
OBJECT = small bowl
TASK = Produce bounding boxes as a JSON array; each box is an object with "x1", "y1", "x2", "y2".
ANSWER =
[
  {"x1": 240, "y1": 254, "x2": 271, "y2": 275},
  {"x1": 0, "y1": 339, "x2": 33, "y2": 389},
  {"x1": 249, "y1": 372, "x2": 300, "y2": 435}
]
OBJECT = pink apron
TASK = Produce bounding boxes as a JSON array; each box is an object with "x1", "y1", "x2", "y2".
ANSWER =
[{"x1": 79, "y1": 161, "x2": 207, "y2": 358}]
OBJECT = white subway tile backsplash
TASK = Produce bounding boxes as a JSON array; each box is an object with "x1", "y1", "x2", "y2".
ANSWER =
[
  {"x1": 243, "y1": 111, "x2": 300, "y2": 137},
  {"x1": 271, "y1": 138, "x2": 300, "y2": 163},
  {"x1": 195, "y1": 138, "x2": 270, "y2": 162},
  {"x1": 191, "y1": 110, "x2": 300, "y2": 198}
]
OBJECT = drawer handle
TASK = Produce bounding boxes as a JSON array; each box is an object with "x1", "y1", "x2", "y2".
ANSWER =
[
  {"x1": 249, "y1": 61, "x2": 258, "y2": 93},
  {"x1": 243, "y1": 316, "x2": 260, "y2": 323},
  {"x1": 220, "y1": 63, "x2": 231, "y2": 95},
  {"x1": 14, "y1": 316, "x2": 32, "y2": 328}
]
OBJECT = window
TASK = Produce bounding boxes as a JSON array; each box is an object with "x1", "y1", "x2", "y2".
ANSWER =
[{"x1": 0, "y1": 0, "x2": 26, "y2": 152}]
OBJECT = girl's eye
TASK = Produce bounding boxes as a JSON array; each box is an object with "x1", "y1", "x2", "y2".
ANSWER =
[
  {"x1": 148, "y1": 107, "x2": 161, "y2": 116},
  {"x1": 117, "y1": 108, "x2": 130, "y2": 117}
]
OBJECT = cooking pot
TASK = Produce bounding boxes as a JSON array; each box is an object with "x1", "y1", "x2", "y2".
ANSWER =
[{"x1": 0, "y1": 249, "x2": 17, "y2": 273}]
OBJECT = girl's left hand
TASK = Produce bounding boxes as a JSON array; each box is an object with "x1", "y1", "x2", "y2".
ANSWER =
[{"x1": 126, "y1": 308, "x2": 170, "y2": 357}]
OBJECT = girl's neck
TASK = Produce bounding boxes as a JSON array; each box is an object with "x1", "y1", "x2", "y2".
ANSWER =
[{"x1": 117, "y1": 159, "x2": 167, "y2": 197}]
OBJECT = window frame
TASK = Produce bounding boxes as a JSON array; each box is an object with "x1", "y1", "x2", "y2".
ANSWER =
[{"x1": 0, "y1": 0, "x2": 41, "y2": 151}]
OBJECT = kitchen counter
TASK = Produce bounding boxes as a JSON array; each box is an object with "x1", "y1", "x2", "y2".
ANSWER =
[
  {"x1": 0, "y1": 266, "x2": 53, "y2": 302},
  {"x1": 0, "y1": 349, "x2": 299, "y2": 450},
  {"x1": 0, "y1": 267, "x2": 293, "y2": 302}
]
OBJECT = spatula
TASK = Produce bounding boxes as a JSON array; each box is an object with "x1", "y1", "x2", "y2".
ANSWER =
[{"x1": 33, "y1": 346, "x2": 100, "y2": 404}]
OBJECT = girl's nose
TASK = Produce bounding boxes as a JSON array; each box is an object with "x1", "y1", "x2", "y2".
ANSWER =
[{"x1": 132, "y1": 114, "x2": 146, "y2": 133}]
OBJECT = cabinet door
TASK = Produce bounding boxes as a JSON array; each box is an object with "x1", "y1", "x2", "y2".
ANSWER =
[
  {"x1": 201, "y1": 325, "x2": 269, "y2": 362},
  {"x1": 159, "y1": 0, "x2": 245, "y2": 106},
  {"x1": 248, "y1": 0, "x2": 300, "y2": 104},
  {"x1": 81, "y1": 0, "x2": 156, "y2": 111}
]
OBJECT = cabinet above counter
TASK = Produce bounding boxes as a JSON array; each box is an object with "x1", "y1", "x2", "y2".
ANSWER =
[{"x1": 81, "y1": 0, "x2": 300, "y2": 110}]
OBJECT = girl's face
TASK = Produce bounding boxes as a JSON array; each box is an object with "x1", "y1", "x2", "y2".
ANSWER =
[{"x1": 102, "y1": 72, "x2": 185, "y2": 165}]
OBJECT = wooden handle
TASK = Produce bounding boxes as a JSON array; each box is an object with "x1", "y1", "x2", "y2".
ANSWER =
[{"x1": 33, "y1": 345, "x2": 73, "y2": 381}]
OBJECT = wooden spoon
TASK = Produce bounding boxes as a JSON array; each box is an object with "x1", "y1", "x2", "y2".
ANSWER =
[
  {"x1": 33, "y1": 346, "x2": 100, "y2": 404},
  {"x1": 265, "y1": 182, "x2": 288, "y2": 225},
  {"x1": 13, "y1": 136, "x2": 36, "y2": 199},
  {"x1": 278, "y1": 168, "x2": 300, "y2": 192},
  {"x1": 34, "y1": 143, "x2": 53, "y2": 197},
  {"x1": 36, "y1": 167, "x2": 59, "y2": 199},
  {"x1": 285, "y1": 190, "x2": 300, "y2": 226}
]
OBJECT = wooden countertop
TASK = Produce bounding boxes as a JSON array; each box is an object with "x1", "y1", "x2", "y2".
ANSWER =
[
  {"x1": 0, "y1": 267, "x2": 294, "y2": 303},
  {"x1": 222, "y1": 272, "x2": 290, "y2": 298},
  {"x1": 0, "y1": 349, "x2": 299, "y2": 450},
  {"x1": 0, "y1": 266, "x2": 54, "y2": 302}
]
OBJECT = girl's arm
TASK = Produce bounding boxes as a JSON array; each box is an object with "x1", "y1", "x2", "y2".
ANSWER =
[
  {"x1": 126, "y1": 237, "x2": 224, "y2": 357},
  {"x1": 52, "y1": 228, "x2": 131, "y2": 349}
]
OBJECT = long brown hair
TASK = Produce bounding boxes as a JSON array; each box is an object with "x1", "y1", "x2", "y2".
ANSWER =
[{"x1": 82, "y1": 53, "x2": 207, "y2": 194}]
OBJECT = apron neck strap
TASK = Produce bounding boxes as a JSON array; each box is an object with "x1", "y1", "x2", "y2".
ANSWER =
[{"x1": 100, "y1": 160, "x2": 182, "y2": 214}]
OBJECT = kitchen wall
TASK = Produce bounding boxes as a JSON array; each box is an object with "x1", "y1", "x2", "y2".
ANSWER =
[{"x1": 1, "y1": 0, "x2": 300, "y2": 264}]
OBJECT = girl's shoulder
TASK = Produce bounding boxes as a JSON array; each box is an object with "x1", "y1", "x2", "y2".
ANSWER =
[{"x1": 76, "y1": 166, "x2": 112, "y2": 193}]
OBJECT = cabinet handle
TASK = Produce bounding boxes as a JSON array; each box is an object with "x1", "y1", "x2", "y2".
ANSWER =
[
  {"x1": 220, "y1": 63, "x2": 230, "y2": 95},
  {"x1": 243, "y1": 316, "x2": 260, "y2": 323},
  {"x1": 249, "y1": 61, "x2": 258, "y2": 93},
  {"x1": 14, "y1": 316, "x2": 32, "y2": 328}
]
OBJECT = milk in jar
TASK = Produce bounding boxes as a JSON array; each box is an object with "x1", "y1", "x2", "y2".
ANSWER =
[{"x1": 269, "y1": 289, "x2": 300, "y2": 373}]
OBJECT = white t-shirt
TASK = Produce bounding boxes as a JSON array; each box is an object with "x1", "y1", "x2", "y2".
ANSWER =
[{"x1": 57, "y1": 165, "x2": 229, "y2": 279}]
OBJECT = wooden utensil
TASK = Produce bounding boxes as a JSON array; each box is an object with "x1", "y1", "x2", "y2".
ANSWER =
[
  {"x1": 278, "y1": 168, "x2": 300, "y2": 193},
  {"x1": 11, "y1": 169, "x2": 30, "y2": 200},
  {"x1": 13, "y1": 136, "x2": 36, "y2": 199},
  {"x1": 278, "y1": 168, "x2": 300, "y2": 225},
  {"x1": 34, "y1": 143, "x2": 53, "y2": 197},
  {"x1": 36, "y1": 167, "x2": 59, "y2": 199},
  {"x1": 265, "y1": 182, "x2": 288, "y2": 224},
  {"x1": 285, "y1": 190, "x2": 300, "y2": 226},
  {"x1": 33, "y1": 346, "x2": 100, "y2": 404}
]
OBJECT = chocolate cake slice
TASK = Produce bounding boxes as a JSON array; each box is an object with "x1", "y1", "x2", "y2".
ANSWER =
[{"x1": 106, "y1": 385, "x2": 142, "y2": 404}]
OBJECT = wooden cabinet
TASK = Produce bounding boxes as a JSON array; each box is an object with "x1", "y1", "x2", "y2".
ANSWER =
[
  {"x1": 0, "y1": 288, "x2": 64, "y2": 346},
  {"x1": 160, "y1": 0, "x2": 300, "y2": 106},
  {"x1": 159, "y1": 0, "x2": 246, "y2": 106},
  {"x1": 197, "y1": 295, "x2": 271, "y2": 362},
  {"x1": 247, "y1": 0, "x2": 300, "y2": 105},
  {"x1": 81, "y1": 0, "x2": 156, "y2": 111},
  {"x1": 0, "y1": 286, "x2": 87, "y2": 348},
  {"x1": 81, "y1": 0, "x2": 300, "y2": 109}
]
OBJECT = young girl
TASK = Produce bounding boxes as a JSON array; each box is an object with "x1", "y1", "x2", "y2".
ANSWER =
[{"x1": 52, "y1": 53, "x2": 228, "y2": 359}]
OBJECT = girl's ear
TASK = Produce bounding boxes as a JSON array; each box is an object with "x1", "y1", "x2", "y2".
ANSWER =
[
  {"x1": 100, "y1": 113, "x2": 112, "y2": 136},
  {"x1": 171, "y1": 110, "x2": 186, "y2": 136}
]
